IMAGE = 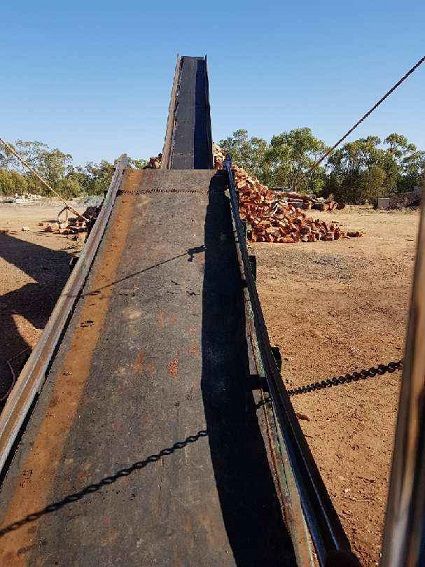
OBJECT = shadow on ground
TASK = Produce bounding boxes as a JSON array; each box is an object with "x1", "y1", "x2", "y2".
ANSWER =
[{"x1": 0, "y1": 232, "x2": 71, "y2": 402}]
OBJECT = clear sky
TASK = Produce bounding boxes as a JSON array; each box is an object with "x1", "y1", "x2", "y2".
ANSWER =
[{"x1": 1, "y1": 0, "x2": 424, "y2": 164}]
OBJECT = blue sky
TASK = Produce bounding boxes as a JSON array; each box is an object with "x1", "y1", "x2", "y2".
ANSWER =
[{"x1": 1, "y1": 0, "x2": 424, "y2": 164}]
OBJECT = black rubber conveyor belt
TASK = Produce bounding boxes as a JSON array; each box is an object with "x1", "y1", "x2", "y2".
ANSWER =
[
  {"x1": 0, "y1": 169, "x2": 295, "y2": 565},
  {"x1": 170, "y1": 56, "x2": 212, "y2": 169}
]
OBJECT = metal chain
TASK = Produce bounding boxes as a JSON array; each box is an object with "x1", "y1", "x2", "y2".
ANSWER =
[{"x1": 288, "y1": 360, "x2": 403, "y2": 397}]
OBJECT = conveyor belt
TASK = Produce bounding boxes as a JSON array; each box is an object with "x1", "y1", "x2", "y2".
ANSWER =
[
  {"x1": 164, "y1": 56, "x2": 213, "y2": 170},
  {"x1": 0, "y1": 169, "x2": 294, "y2": 565},
  {"x1": 0, "y1": 54, "x2": 359, "y2": 566}
]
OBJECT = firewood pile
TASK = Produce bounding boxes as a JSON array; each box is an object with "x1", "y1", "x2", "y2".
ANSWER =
[
  {"x1": 283, "y1": 192, "x2": 343, "y2": 212},
  {"x1": 145, "y1": 154, "x2": 162, "y2": 169},
  {"x1": 213, "y1": 145, "x2": 362, "y2": 243},
  {"x1": 41, "y1": 205, "x2": 99, "y2": 238}
]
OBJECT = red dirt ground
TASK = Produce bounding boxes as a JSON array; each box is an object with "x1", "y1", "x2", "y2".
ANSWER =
[{"x1": 254, "y1": 206, "x2": 419, "y2": 566}]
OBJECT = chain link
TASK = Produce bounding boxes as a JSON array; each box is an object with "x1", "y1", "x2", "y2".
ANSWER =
[{"x1": 288, "y1": 360, "x2": 403, "y2": 397}]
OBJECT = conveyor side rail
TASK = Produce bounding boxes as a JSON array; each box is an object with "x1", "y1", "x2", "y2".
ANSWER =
[{"x1": 224, "y1": 156, "x2": 359, "y2": 567}]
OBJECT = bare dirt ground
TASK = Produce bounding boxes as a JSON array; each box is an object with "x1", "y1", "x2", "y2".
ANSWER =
[
  {"x1": 0, "y1": 201, "x2": 84, "y2": 401},
  {"x1": 254, "y1": 207, "x2": 419, "y2": 566}
]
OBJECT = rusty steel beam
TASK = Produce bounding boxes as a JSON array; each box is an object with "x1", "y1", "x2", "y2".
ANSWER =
[{"x1": 161, "y1": 55, "x2": 182, "y2": 170}]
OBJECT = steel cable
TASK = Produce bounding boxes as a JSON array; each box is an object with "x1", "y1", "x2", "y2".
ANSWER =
[{"x1": 308, "y1": 55, "x2": 425, "y2": 173}]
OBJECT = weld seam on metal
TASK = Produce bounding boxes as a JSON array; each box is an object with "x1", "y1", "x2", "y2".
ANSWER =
[{"x1": 119, "y1": 189, "x2": 209, "y2": 194}]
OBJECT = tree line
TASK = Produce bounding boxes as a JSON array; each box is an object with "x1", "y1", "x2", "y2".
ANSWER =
[
  {"x1": 2, "y1": 132, "x2": 424, "y2": 203},
  {"x1": 0, "y1": 140, "x2": 146, "y2": 197},
  {"x1": 219, "y1": 129, "x2": 425, "y2": 204}
]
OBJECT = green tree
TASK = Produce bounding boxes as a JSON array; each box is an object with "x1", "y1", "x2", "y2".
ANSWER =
[
  {"x1": 264, "y1": 128, "x2": 327, "y2": 194},
  {"x1": 420, "y1": 171, "x2": 425, "y2": 193},
  {"x1": 76, "y1": 161, "x2": 115, "y2": 195},
  {"x1": 0, "y1": 140, "x2": 74, "y2": 195},
  {"x1": 326, "y1": 134, "x2": 425, "y2": 203},
  {"x1": 0, "y1": 140, "x2": 48, "y2": 171},
  {"x1": 384, "y1": 133, "x2": 425, "y2": 192},
  {"x1": 218, "y1": 129, "x2": 268, "y2": 182},
  {"x1": 39, "y1": 148, "x2": 73, "y2": 187},
  {"x1": 129, "y1": 157, "x2": 147, "y2": 169},
  {"x1": 0, "y1": 139, "x2": 151, "y2": 197},
  {"x1": 0, "y1": 169, "x2": 28, "y2": 195},
  {"x1": 326, "y1": 136, "x2": 390, "y2": 203}
]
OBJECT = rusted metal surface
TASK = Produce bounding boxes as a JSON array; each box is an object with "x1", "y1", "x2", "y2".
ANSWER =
[
  {"x1": 0, "y1": 155, "x2": 128, "y2": 477},
  {"x1": 244, "y1": 297, "x2": 314, "y2": 566},
  {"x1": 161, "y1": 55, "x2": 182, "y2": 170},
  {"x1": 0, "y1": 171, "x2": 137, "y2": 564},
  {"x1": 0, "y1": 54, "x2": 360, "y2": 566},
  {"x1": 0, "y1": 170, "x2": 295, "y2": 565}
]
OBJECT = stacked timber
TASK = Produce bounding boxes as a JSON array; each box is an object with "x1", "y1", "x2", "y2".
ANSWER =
[
  {"x1": 271, "y1": 190, "x2": 342, "y2": 212},
  {"x1": 231, "y1": 167, "x2": 345, "y2": 243},
  {"x1": 213, "y1": 145, "x2": 362, "y2": 243}
]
